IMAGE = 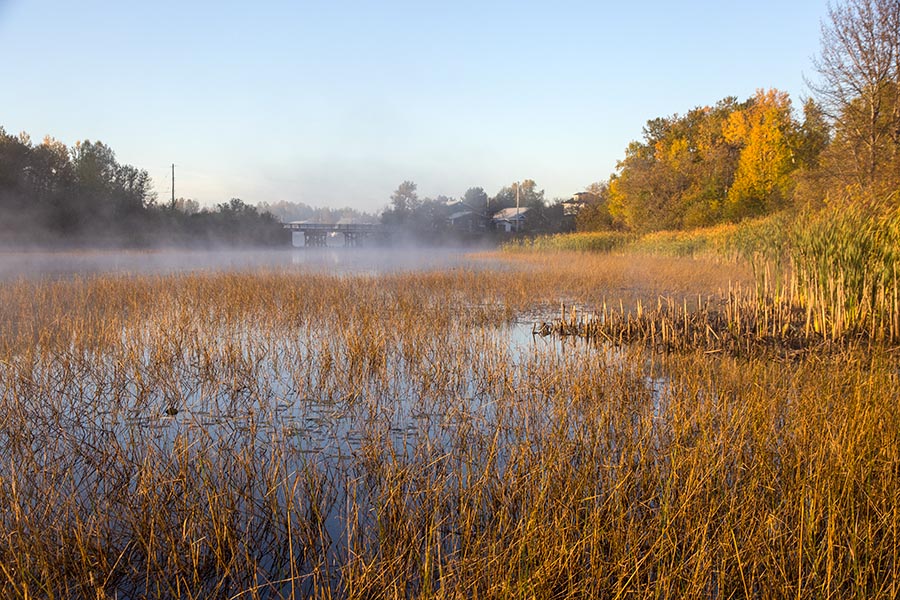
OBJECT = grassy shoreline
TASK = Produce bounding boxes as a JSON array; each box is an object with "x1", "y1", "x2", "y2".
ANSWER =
[{"x1": 509, "y1": 205, "x2": 900, "y2": 343}]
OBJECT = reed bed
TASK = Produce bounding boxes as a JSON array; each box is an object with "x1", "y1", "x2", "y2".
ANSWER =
[
  {"x1": 533, "y1": 287, "x2": 875, "y2": 358},
  {"x1": 0, "y1": 252, "x2": 897, "y2": 598},
  {"x1": 502, "y1": 215, "x2": 785, "y2": 260},
  {"x1": 716, "y1": 205, "x2": 900, "y2": 342},
  {"x1": 503, "y1": 231, "x2": 634, "y2": 253},
  {"x1": 511, "y1": 203, "x2": 900, "y2": 342}
]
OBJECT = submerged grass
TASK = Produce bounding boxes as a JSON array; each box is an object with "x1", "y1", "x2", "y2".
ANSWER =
[{"x1": 0, "y1": 252, "x2": 898, "y2": 598}]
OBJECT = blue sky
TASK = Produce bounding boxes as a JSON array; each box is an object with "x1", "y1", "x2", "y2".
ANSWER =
[{"x1": 1, "y1": 1, "x2": 829, "y2": 212}]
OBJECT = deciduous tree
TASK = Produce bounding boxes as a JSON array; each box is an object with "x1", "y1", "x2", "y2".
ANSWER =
[
  {"x1": 723, "y1": 89, "x2": 797, "y2": 219},
  {"x1": 492, "y1": 180, "x2": 544, "y2": 211},
  {"x1": 810, "y1": 0, "x2": 900, "y2": 191},
  {"x1": 575, "y1": 181, "x2": 616, "y2": 231},
  {"x1": 383, "y1": 180, "x2": 419, "y2": 224}
]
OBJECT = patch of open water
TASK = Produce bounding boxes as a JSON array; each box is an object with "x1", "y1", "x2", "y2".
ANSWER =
[
  {"x1": 0, "y1": 286, "x2": 674, "y2": 596},
  {"x1": 0, "y1": 247, "x2": 493, "y2": 281}
]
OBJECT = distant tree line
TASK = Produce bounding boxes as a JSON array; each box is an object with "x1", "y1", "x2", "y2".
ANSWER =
[
  {"x1": 379, "y1": 179, "x2": 574, "y2": 241},
  {"x1": 259, "y1": 200, "x2": 376, "y2": 226},
  {"x1": 0, "y1": 131, "x2": 287, "y2": 247},
  {"x1": 576, "y1": 0, "x2": 900, "y2": 234}
]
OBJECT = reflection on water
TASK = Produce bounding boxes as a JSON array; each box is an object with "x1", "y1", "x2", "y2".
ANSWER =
[{"x1": 0, "y1": 281, "x2": 669, "y2": 597}]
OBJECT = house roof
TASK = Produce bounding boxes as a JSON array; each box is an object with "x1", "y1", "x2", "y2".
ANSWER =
[
  {"x1": 449, "y1": 210, "x2": 475, "y2": 220},
  {"x1": 492, "y1": 207, "x2": 530, "y2": 220}
]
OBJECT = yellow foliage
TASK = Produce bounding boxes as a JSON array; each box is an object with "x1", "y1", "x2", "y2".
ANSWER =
[
  {"x1": 724, "y1": 89, "x2": 795, "y2": 218},
  {"x1": 723, "y1": 110, "x2": 749, "y2": 143}
]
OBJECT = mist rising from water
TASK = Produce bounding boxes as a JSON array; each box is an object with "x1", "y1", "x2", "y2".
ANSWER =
[{"x1": 0, "y1": 245, "x2": 489, "y2": 281}]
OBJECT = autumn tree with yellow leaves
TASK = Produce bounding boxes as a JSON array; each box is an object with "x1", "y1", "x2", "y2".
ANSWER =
[
  {"x1": 593, "y1": 90, "x2": 831, "y2": 233},
  {"x1": 603, "y1": 98, "x2": 742, "y2": 231},
  {"x1": 722, "y1": 89, "x2": 797, "y2": 220},
  {"x1": 578, "y1": 0, "x2": 899, "y2": 234}
]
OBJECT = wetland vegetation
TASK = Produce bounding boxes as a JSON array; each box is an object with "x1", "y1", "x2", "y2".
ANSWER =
[{"x1": 1, "y1": 249, "x2": 898, "y2": 598}]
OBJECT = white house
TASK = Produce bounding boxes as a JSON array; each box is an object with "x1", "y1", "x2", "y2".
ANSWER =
[
  {"x1": 563, "y1": 192, "x2": 590, "y2": 216},
  {"x1": 491, "y1": 207, "x2": 530, "y2": 233}
]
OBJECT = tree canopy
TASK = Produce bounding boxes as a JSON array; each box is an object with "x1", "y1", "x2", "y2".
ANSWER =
[
  {"x1": 595, "y1": 90, "x2": 833, "y2": 233},
  {"x1": 0, "y1": 129, "x2": 286, "y2": 247},
  {"x1": 573, "y1": 0, "x2": 900, "y2": 234},
  {"x1": 810, "y1": 0, "x2": 900, "y2": 193}
]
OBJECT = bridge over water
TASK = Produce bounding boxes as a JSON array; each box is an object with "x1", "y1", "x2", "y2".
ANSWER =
[{"x1": 284, "y1": 222, "x2": 391, "y2": 247}]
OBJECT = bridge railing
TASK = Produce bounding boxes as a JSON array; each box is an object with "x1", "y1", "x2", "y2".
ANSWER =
[{"x1": 283, "y1": 222, "x2": 386, "y2": 232}]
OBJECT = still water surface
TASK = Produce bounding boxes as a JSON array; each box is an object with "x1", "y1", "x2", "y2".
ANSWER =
[{"x1": 0, "y1": 247, "x2": 484, "y2": 280}]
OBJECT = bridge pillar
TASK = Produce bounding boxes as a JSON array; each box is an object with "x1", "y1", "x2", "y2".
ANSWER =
[
  {"x1": 344, "y1": 232, "x2": 363, "y2": 247},
  {"x1": 304, "y1": 231, "x2": 328, "y2": 247}
]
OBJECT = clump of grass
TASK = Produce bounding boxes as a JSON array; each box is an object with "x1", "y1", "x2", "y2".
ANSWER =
[
  {"x1": 502, "y1": 215, "x2": 787, "y2": 259},
  {"x1": 787, "y1": 204, "x2": 900, "y2": 341},
  {"x1": 510, "y1": 200, "x2": 900, "y2": 343},
  {"x1": 502, "y1": 231, "x2": 634, "y2": 253},
  {"x1": 630, "y1": 224, "x2": 734, "y2": 257},
  {"x1": 535, "y1": 290, "x2": 864, "y2": 358}
]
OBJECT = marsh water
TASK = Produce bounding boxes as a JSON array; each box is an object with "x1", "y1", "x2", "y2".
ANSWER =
[
  {"x1": 0, "y1": 249, "x2": 673, "y2": 598},
  {"x1": 0, "y1": 247, "x2": 484, "y2": 280},
  {"x1": 5, "y1": 248, "x2": 898, "y2": 598}
]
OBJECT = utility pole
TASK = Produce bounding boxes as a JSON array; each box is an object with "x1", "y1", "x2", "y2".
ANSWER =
[
  {"x1": 515, "y1": 181, "x2": 520, "y2": 233},
  {"x1": 171, "y1": 163, "x2": 175, "y2": 209}
]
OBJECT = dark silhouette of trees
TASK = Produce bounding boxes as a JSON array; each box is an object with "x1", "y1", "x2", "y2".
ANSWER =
[
  {"x1": 491, "y1": 180, "x2": 545, "y2": 211},
  {"x1": 0, "y1": 128, "x2": 286, "y2": 247},
  {"x1": 259, "y1": 200, "x2": 375, "y2": 224},
  {"x1": 462, "y1": 187, "x2": 489, "y2": 214},
  {"x1": 382, "y1": 180, "x2": 420, "y2": 225}
]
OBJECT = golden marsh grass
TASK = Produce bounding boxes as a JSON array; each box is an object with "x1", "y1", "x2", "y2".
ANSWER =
[{"x1": 0, "y1": 250, "x2": 897, "y2": 598}]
